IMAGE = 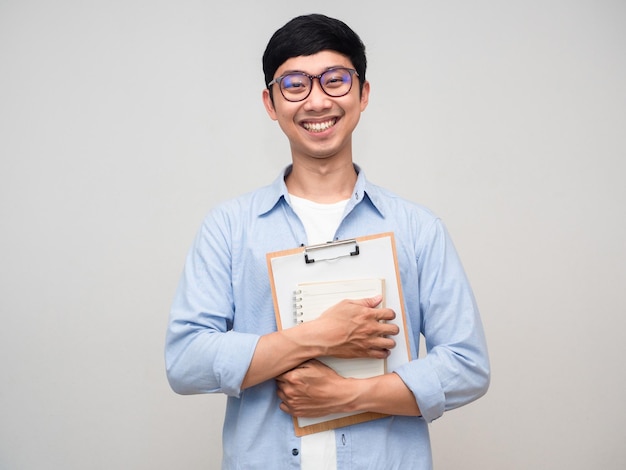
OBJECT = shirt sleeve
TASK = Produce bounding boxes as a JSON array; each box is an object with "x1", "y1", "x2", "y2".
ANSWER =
[
  {"x1": 394, "y1": 218, "x2": 490, "y2": 422},
  {"x1": 164, "y1": 209, "x2": 260, "y2": 397}
]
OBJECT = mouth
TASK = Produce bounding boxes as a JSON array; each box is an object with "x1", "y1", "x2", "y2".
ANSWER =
[{"x1": 302, "y1": 118, "x2": 337, "y2": 133}]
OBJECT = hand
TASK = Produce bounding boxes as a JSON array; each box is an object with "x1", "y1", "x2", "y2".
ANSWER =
[
  {"x1": 276, "y1": 360, "x2": 352, "y2": 417},
  {"x1": 276, "y1": 360, "x2": 422, "y2": 418},
  {"x1": 313, "y1": 295, "x2": 399, "y2": 359}
]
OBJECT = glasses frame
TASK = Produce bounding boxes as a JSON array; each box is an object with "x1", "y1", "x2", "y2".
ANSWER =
[{"x1": 267, "y1": 67, "x2": 359, "y2": 102}]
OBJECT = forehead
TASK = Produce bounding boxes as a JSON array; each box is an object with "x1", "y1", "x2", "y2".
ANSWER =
[{"x1": 275, "y1": 50, "x2": 354, "y2": 76}]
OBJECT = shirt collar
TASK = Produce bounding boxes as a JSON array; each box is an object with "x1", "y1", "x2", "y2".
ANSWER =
[{"x1": 257, "y1": 164, "x2": 386, "y2": 218}]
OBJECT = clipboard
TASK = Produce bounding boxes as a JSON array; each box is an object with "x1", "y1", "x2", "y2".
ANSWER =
[{"x1": 266, "y1": 232, "x2": 411, "y2": 436}]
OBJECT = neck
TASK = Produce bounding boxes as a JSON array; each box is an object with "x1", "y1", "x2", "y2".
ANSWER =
[{"x1": 286, "y1": 159, "x2": 357, "y2": 203}]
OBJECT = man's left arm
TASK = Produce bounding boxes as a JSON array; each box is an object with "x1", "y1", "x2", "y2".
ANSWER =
[
  {"x1": 394, "y1": 218, "x2": 490, "y2": 422},
  {"x1": 276, "y1": 360, "x2": 420, "y2": 418},
  {"x1": 276, "y1": 218, "x2": 490, "y2": 421}
]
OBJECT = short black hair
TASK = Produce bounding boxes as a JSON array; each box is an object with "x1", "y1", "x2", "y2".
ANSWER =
[{"x1": 262, "y1": 14, "x2": 367, "y2": 96}]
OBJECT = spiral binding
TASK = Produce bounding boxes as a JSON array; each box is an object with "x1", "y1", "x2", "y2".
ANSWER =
[{"x1": 293, "y1": 290, "x2": 304, "y2": 324}]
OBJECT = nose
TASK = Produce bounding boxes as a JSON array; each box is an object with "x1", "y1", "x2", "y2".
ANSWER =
[{"x1": 303, "y1": 78, "x2": 332, "y2": 110}]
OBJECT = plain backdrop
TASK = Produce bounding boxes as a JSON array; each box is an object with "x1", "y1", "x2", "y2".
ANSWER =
[{"x1": 1, "y1": 1, "x2": 625, "y2": 469}]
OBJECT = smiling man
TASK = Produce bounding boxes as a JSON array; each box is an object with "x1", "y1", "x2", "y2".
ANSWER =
[{"x1": 166, "y1": 13, "x2": 490, "y2": 470}]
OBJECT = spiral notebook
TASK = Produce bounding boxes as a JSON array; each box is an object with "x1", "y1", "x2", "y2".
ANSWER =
[
  {"x1": 294, "y1": 278, "x2": 387, "y2": 380},
  {"x1": 267, "y1": 232, "x2": 411, "y2": 436}
]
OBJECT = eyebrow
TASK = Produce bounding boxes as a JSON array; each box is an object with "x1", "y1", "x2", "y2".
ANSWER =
[{"x1": 280, "y1": 65, "x2": 349, "y2": 75}]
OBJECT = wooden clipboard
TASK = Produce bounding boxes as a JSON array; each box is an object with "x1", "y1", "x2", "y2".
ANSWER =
[{"x1": 266, "y1": 232, "x2": 411, "y2": 436}]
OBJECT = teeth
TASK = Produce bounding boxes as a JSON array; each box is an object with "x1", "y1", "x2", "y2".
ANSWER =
[{"x1": 303, "y1": 119, "x2": 336, "y2": 133}]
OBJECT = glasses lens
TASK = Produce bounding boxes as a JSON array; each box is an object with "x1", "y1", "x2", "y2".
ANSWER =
[
  {"x1": 276, "y1": 68, "x2": 356, "y2": 102},
  {"x1": 320, "y1": 68, "x2": 354, "y2": 96},
  {"x1": 280, "y1": 73, "x2": 311, "y2": 100}
]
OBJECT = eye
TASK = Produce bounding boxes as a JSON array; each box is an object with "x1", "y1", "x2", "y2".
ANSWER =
[
  {"x1": 282, "y1": 74, "x2": 309, "y2": 92},
  {"x1": 322, "y1": 69, "x2": 350, "y2": 88}
]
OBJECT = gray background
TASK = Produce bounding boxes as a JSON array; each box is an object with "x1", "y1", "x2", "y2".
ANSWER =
[{"x1": 1, "y1": 1, "x2": 624, "y2": 469}]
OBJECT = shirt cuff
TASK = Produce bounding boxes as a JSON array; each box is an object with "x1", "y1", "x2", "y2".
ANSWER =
[
  {"x1": 214, "y1": 330, "x2": 260, "y2": 397},
  {"x1": 394, "y1": 360, "x2": 445, "y2": 423}
]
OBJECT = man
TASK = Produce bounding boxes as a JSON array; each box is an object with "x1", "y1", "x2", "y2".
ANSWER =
[{"x1": 166, "y1": 13, "x2": 490, "y2": 469}]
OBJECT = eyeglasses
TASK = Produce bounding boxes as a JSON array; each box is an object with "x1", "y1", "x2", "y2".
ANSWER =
[{"x1": 267, "y1": 67, "x2": 359, "y2": 102}]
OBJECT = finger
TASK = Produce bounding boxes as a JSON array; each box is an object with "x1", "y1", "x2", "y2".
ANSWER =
[
  {"x1": 356, "y1": 295, "x2": 383, "y2": 308},
  {"x1": 378, "y1": 322, "x2": 400, "y2": 336},
  {"x1": 372, "y1": 336, "x2": 396, "y2": 350},
  {"x1": 375, "y1": 308, "x2": 396, "y2": 321},
  {"x1": 275, "y1": 370, "x2": 296, "y2": 383},
  {"x1": 279, "y1": 402, "x2": 291, "y2": 414},
  {"x1": 366, "y1": 348, "x2": 392, "y2": 359}
]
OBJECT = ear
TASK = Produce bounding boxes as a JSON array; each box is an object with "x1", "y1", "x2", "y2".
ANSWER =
[
  {"x1": 262, "y1": 88, "x2": 278, "y2": 121},
  {"x1": 360, "y1": 80, "x2": 370, "y2": 112}
]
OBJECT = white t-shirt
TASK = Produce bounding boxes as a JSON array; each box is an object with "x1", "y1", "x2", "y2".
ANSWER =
[
  {"x1": 289, "y1": 194, "x2": 348, "y2": 246},
  {"x1": 289, "y1": 194, "x2": 349, "y2": 470}
]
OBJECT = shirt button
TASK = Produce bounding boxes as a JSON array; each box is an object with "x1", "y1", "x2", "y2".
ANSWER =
[{"x1": 292, "y1": 448, "x2": 299, "y2": 456}]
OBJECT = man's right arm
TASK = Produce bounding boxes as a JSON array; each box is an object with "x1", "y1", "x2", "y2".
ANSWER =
[
  {"x1": 166, "y1": 208, "x2": 398, "y2": 395},
  {"x1": 241, "y1": 295, "x2": 398, "y2": 389}
]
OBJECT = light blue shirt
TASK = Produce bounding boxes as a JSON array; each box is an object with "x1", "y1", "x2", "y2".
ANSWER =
[{"x1": 165, "y1": 165, "x2": 490, "y2": 469}]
